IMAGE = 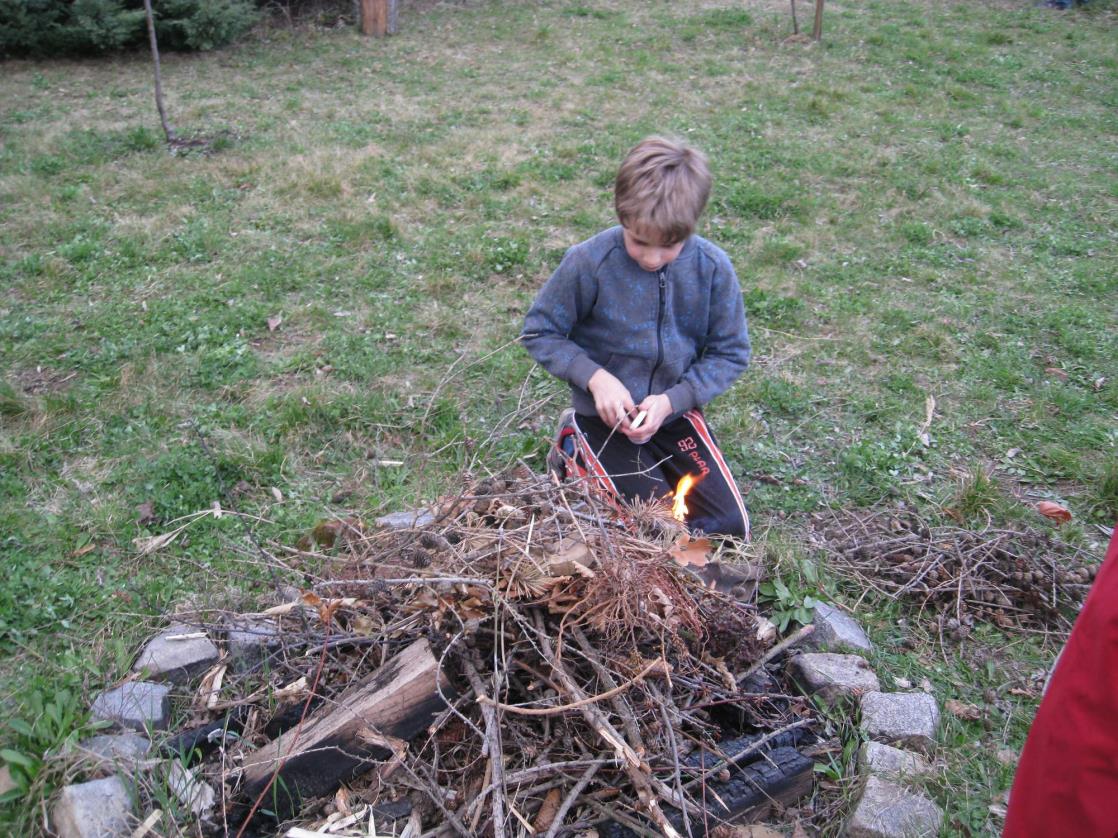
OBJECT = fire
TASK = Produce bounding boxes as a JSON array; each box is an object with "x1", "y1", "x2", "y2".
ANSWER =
[{"x1": 672, "y1": 474, "x2": 696, "y2": 522}]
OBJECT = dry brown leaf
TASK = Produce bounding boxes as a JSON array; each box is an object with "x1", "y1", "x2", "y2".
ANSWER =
[
  {"x1": 196, "y1": 663, "x2": 226, "y2": 712},
  {"x1": 133, "y1": 529, "x2": 182, "y2": 556},
  {"x1": 311, "y1": 519, "x2": 341, "y2": 548},
  {"x1": 713, "y1": 826, "x2": 787, "y2": 838},
  {"x1": 1036, "y1": 501, "x2": 1072, "y2": 525},
  {"x1": 266, "y1": 314, "x2": 282, "y2": 332},
  {"x1": 301, "y1": 590, "x2": 323, "y2": 609},
  {"x1": 260, "y1": 601, "x2": 300, "y2": 616},
  {"x1": 334, "y1": 785, "x2": 353, "y2": 817},
  {"x1": 274, "y1": 676, "x2": 308, "y2": 700},
  {"x1": 532, "y1": 787, "x2": 562, "y2": 833},
  {"x1": 70, "y1": 543, "x2": 96, "y2": 558},
  {"x1": 945, "y1": 698, "x2": 982, "y2": 721},
  {"x1": 548, "y1": 538, "x2": 595, "y2": 566},
  {"x1": 136, "y1": 500, "x2": 158, "y2": 527},
  {"x1": 669, "y1": 534, "x2": 712, "y2": 568},
  {"x1": 350, "y1": 614, "x2": 377, "y2": 636}
]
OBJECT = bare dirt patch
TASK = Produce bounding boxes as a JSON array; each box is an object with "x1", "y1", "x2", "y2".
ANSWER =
[{"x1": 13, "y1": 366, "x2": 78, "y2": 395}]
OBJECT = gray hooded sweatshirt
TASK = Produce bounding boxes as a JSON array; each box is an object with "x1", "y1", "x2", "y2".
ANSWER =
[{"x1": 522, "y1": 226, "x2": 751, "y2": 422}]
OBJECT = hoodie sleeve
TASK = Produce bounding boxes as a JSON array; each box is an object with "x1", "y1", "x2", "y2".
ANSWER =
[
  {"x1": 521, "y1": 244, "x2": 603, "y2": 391},
  {"x1": 664, "y1": 252, "x2": 751, "y2": 413}
]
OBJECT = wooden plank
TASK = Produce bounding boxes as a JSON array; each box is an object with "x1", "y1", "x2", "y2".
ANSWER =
[
  {"x1": 361, "y1": 0, "x2": 389, "y2": 36},
  {"x1": 239, "y1": 639, "x2": 451, "y2": 822}
]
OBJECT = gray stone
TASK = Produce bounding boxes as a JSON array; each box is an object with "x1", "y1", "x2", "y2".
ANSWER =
[
  {"x1": 133, "y1": 623, "x2": 219, "y2": 684},
  {"x1": 225, "y1": 618, "x2": 280, "y2": 672},
  {"x1": 859, "y1": 741, "x2": 931, "y2": 780},
  {"x1": 861, "y1": 691, "x2": 940, "y2": 754},
  {"x1": 52, "y1": 776, "x2": 133, "y2": 838},
  {"x1": 808, "y1": 602, "x2": 873, "y2": 653},
  {"x1": 76, "y1": 734, "x2": 151, "y2": 772},
  {"x1": 90, "y1": 681, "x2": 171, "y2": 732},
  {"x1": 844, "y1": 775, "x2": 943, "y2": 838},
  {"x1": 375, "y1": 509, "x2": 435, "y2": 529},
  {"x1": 787, "y1": 653, "x2": 880, "y2": 703}
]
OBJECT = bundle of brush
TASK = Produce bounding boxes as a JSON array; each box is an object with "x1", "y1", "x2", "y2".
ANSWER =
[
  {"x1": 269, "y1": 467, "x2": 817, "y2": 837},
  {"x1": 810, "y1": 509, "x2": 1102, "y2": 633}
]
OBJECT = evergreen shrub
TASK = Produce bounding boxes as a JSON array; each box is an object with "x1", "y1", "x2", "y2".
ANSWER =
[{"x1": 0, "y1": 0, "x2": 258, "y2": 58}]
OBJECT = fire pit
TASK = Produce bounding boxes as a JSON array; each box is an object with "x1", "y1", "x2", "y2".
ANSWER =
[{"x1": 79, "y1": 467, "x2": 832, "y2": 838}]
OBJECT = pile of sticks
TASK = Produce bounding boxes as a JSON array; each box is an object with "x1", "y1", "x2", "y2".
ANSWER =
[
  {"x1": 809, "y1": 509, "x2": 1100, "y2": 634},
  {"x1": 210, "y1": 469, "x2": 817, "y2": 837}
]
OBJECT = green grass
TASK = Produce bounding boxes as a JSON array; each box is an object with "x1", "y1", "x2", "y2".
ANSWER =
[{"x1": 1, "y1": 0, "x2": 1117, "y2": 833}]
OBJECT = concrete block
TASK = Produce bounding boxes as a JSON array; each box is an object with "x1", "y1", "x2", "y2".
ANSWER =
[
  {"x1": 133, "y1": 623, "x2": 219, "y2": 684},
  {"x1": 861, "y1": 691, "x2": 940, "y2": 754},
  {"x1": 52, "y1": 776, "x2": 133, "y2": 838},
  {"x1": 859, "y1": 741, "x2": 931, "y2": 780},
  {"x1": 808, "y1": 602, "x2": 873, "y2": 653},
  {"x1": 76, "y1": 733, "x2": 151, "y2": 772},
  {"x1": 90, "y1": 681, "x2": 171, "y2": 732},
  {"x1": 844, "y1": 776, "x2": 943, "y2": 838},
  {"x1": 225, "y1": 618, "x2": 280, "y2": 672},
  {"x1": 787, "y1": 653, "x2": 880, "y2": 703}
]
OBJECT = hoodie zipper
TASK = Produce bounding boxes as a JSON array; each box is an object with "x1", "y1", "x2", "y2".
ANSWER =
[{"x1": 647, "y1": 268, "x2": 667, "y2": 397}]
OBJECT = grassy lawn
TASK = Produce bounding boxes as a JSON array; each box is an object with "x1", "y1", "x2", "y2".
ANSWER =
[{"x1": 1, "y1": 0, "x2": 1116, "y2": 832}]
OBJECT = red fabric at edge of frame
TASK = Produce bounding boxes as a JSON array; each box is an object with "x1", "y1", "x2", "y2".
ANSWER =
[{"x1": 1002, "y1": 524, "x2": 1118, "y2": 838}]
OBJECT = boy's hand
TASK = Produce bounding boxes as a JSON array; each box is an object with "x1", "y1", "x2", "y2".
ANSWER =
[
  {"x1": 623, "y1": 394, "x2": 673, "y2": 444},
  {"x1": 588, "y1": 369, "x2": 636, "y2": 429}
]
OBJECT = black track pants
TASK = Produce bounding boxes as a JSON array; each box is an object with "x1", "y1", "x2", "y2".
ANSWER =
[{"x1": 568, "y1": 409, "x2": 750, "y2": 539}]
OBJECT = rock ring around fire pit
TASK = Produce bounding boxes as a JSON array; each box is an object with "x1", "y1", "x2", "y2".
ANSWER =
[{"x1": 55, "y1": 472, "x2": 944, "y2": 838}]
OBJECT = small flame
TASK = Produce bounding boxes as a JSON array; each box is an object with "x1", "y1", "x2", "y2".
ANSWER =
[{"x1": 672, "y1": 474, "x2": 696, "y2": 522}]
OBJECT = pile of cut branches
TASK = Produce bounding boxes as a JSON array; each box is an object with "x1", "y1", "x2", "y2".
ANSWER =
[
  {"x1": 197, "y1": 468, "x2": 817, "y2": 837},
  {"x1": 809, "y1": 509, "x2": 1100, "y2": 636}
]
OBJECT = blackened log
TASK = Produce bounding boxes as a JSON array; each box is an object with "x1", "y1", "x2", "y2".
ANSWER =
[
  {"x1": 601, "y1": 747, "x2": 814, "y2": 838},
  {"x1": 160, "y1": 707, "x2": 248, "y2": 763},
  {"x1": 680, "y1": 727, "x2": 814, "y2": 772}
]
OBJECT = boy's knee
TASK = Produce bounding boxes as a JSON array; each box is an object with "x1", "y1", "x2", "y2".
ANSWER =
[{"x1": 689, "y1": 510, "x2": 749, "y2": 540}]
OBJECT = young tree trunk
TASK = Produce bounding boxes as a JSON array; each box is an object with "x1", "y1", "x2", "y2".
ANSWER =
[
  {"x1": 142, "y1": 0, "x2": 176, "y2": 143},
  {"x1": 790, "y1": 0, "x2": 799, "y2": 35},
  {"x1": 812, "y1": 0, "x2": 825, "y2": 41}
]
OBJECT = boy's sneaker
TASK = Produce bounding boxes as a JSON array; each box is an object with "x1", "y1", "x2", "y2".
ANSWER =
[{"x1": 546, "y1": 408, "x2": 578, "y2": 480}]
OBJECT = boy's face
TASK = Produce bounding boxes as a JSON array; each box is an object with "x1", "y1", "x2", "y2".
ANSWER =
[{"x1": 622, "y1": 224, "x2": 685, "y2": 273}]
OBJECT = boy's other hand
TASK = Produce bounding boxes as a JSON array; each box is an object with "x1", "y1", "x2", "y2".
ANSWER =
[
  {"x1": 623, "y1": 394, "x2": 673, "y2": 444},
  {"x1": 588, "y1": 369, "x2": 636, "y2": 429}
]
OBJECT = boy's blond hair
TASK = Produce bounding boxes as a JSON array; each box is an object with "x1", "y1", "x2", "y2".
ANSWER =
[{"x1": 614, "y1": 136, "x2": 711, "y2": 244}]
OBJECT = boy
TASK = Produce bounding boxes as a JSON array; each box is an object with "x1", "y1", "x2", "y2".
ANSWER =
[{"x1": 522, "y1": 136, "x2": 751, "y2": 539}]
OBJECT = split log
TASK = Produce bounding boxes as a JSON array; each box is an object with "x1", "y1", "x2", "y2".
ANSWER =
[{"x1": 239, "y1": 638, "x2": 451, "y2": 822}]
